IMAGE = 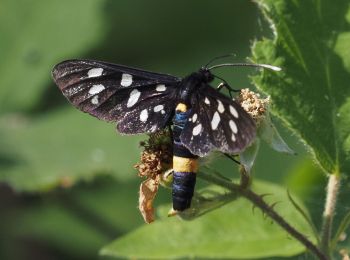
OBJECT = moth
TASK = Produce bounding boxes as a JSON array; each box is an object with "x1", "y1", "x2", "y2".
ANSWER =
[{"x1": 52, "y1": 58, "x2": 279, "y2": 211}]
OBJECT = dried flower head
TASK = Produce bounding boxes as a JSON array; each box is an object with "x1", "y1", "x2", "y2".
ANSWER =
[
  {"x1": 238, "y1": 88, "x2": 295, "y2": 173},
  {"x1": 134, "y1": 129, "x2": 173, "y2": 223},
  {"x1": 238, "y1": 88, "x2": 270, "y2": 124},
  {"x1": 134, "y1": 129, "x2": 173, "y2": 179}
]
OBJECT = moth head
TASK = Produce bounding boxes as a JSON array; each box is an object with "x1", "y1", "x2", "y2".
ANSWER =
[{"x1": 198, "y1": 67, "x2": 214, "y2": 83}]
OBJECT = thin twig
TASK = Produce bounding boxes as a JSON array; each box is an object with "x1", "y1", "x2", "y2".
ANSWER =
[
  {"x1": 239, "y1": 166, "x2": 251, "y2": 189},
  {"x1": 198, "y1": 171, "x2": 328, "y2": 260}
]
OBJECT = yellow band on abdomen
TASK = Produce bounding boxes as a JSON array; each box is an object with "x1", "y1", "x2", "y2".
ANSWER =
[
  {"x1": 173, "y1": 156, "x2": 198, "y2": 173},
  {"x1": 176, "y1": 103, "x2": 187, "y2": 112}
]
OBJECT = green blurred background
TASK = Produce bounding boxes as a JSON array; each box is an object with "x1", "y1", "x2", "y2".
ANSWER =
[{"x1": 0, "y1": 0, "x2": 340, "y2": 259}]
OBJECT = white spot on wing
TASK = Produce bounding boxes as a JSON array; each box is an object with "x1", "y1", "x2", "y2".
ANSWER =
[
  {"x1": 229, "y1": 120, "x2": 238, "y2": 134},
  {"x1": 140, "y1": 109, "x2": 148, "y2": 122},
  {"x1": 217, "y1": 100, "x2": 225, "y2": 113},
  {"x1": 127, "y1": 89, "x2": 141, "y2": 108},
  {"x1": 154, "y1": 105, "x2": 164, "y2": 112},
  {"x1": 211, "y1": 111, "x2": 220, "y2": 130},
  {"x1": 192, "y1": 113, "x2": 198, "y2": 123},
  {"x1": 88, "y1": 68, "x2": 103, "y2": 78},
  {"x1": 91, "y1": 96, "x2": 99, "y2": 105},
  {"x1": 192, "y1": 124, "x2": 202, "y2": 136},
  {"x1": 89, "y1": 84, "x2": 105, "y2": 95},
  {"x1": 205, "y1": 97, "x2": 210, "y2": 105},
  {"x1": 121, "y1": 74, "x2": 133, "y2": 87},
  {"x1": 156, "y1": 84, "x2": 166, "y2": 92},
  {"x1": 230, "y1": 105, "x2": 239, "y2": 118},
  {"x1": 231, "y1": 133, "x2": 236, "y2": 142}
]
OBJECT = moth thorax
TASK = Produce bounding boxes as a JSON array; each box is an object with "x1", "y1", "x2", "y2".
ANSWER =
[{"x1": 179, "y1": 73, "x2": 203, "y2": 103}]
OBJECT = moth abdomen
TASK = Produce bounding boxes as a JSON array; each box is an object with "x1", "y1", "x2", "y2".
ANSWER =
[
  {"x1": 172, "y1": 103, "x2": 199, "y2": 211},
  {"x1": 172, "y1": 171, "x2": 197, "y2": 211}
]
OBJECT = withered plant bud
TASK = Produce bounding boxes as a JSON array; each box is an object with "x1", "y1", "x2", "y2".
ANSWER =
[
  {"x1": 134, "y1": 129, "x2": 173, "y2": 223},
  {"x1": 139, "y1": 177, "x2": 159, "y2": 223},
  {"x1": 134, "y1": 129, "x2": 173, "y2": 179}
]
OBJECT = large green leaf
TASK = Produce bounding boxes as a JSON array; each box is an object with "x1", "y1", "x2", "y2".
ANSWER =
[
  {"x1": 0, "y1": 108, "x2": 143, "y2": 191},
  {"x1": 251, "y1": 0, "x2": 350, "y2": 175},
  {"x1": 0, "y1": 0, "x2": 104, "y2": 114},
  {"x1": 101, "y1": 180, "x2": 314, "y2": 259}
]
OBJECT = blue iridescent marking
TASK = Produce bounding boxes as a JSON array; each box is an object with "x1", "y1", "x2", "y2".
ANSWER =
[{"x1": 174, "y1": 109, "x2": 192, "y2": 129}]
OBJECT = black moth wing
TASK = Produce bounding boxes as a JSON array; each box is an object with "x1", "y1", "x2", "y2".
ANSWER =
[
  {"x1": 52, "y1": 59, "x2": 181, "y2": 134},
  {"x1": 116, "y1": 86, "x2": 177, "y2": 134},
  {"x1": 180, "y1": 85, "x2": 256, "y2": 156}
]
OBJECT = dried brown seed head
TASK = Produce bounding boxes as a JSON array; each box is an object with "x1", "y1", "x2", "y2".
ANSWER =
[
  {"x1": 134, "y1": 129, "x2": 173, "y2": 179},
  {"x1": 238, "y1": 88, "x2": 270, "y2": 124}
]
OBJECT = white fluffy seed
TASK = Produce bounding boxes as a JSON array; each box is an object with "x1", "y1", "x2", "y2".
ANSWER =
[
  {"x1": 127, "y1": 89, "x2": 141, "y2": 108},
  {"x1": 229, "y1": 120, "x2": 238, "y2": 134},
  {"x1": 230, "y1": 105, "x2": 239, "y2": 118},
  {"x1": 192, "y1": 124, "x2": 202, "y2": 136},
  {"x1": 87, "y1": 68, "x2": 103, "y2": 78},
  {"x1": 140, "y1": 109, "x2": 148, "y2": 122},
  {"x1": 211, "y1": 111, "x2": 220, "y2": 130},
  {"x1": 88, "y1": 84, "x2": 105, "y2": 95},
  {"x1": 121, "y1": 73, "x2": 133, "y2": 87}
]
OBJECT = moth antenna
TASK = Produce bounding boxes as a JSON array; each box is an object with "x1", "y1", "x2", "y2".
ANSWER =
[
  {"x1": 208, "y1": 63, "x2": 282, "y2": 72},
  {"x1": 204, "y1": 53, "x2": 236, "y2": 68}
]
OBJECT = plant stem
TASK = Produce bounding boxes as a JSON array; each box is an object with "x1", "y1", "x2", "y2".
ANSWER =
[
  {"x1": 198, "y1": 171, "x2": 328, "y2": 260},
  {"x1": 320, "y1": 173, "x2": 341, "y2": 257},
  {"x1": 239, "y1": 165, "x2": 251, "y2": 188}
]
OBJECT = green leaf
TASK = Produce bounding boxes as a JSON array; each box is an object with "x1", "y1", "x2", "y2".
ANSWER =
[
  {"x1": 251, "y1": 0, "x2": 350, "y2": 175},
  {"x1": 0, "y1": 108, "x2": 143, "y2": 191},
  {"x1": 0, "y1": 0, "x2": 104, "y2": 114},
  {"x1": 331, "y1": 211, "x2": 350, "y2": 250},
  {"x1": 101, "y1": 180, "x2": 314, "y2": 259}
]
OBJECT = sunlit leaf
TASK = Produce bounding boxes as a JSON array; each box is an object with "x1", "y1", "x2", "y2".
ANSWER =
[
  {"x1": 101, "y1": 180, "x2": 314, "y2": 259},
  {"x1": 252, "y1": 0, "x2": 350, "y2": 175}
]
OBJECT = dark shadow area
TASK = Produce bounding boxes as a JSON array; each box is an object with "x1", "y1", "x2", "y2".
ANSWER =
[{"x1": 0, "y1": 174, "x2": 145, "y2": 260}]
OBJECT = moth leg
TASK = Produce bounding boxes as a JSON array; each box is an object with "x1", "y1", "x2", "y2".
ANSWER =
[
  {"x1": 223, "y1": 153, "x2": 241, "y2": 165},
  {"x1": 216, "y1": 82, "x2": 240, "y2": 98},
  {"x1": 212, "y1": 73, "x2": 240, "y2": 98}
]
